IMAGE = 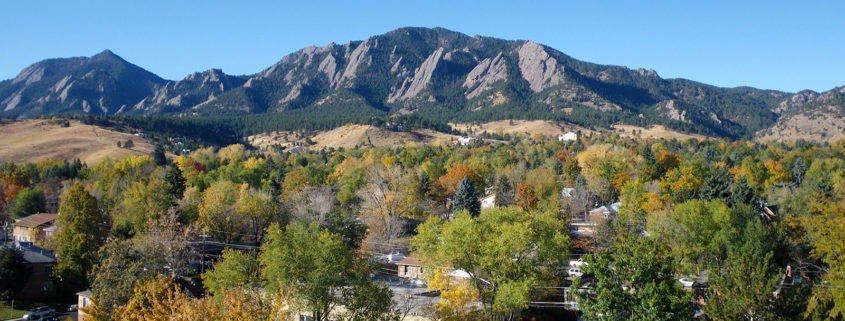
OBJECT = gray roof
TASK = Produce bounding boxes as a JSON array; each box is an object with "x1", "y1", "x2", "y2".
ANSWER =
[
  {"x1": 8, "y1": 242, "x2": 57, "y2": 264},
  {"x1": 77, "y1": 290, "x2": 93, "y2": 297},
  {"x1": 22, "y1": 248, "x2": 56, "y2": 264}
]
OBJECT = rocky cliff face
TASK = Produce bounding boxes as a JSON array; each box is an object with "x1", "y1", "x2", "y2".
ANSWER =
[
  {"x1": 517, "y1": 41, "x2": 565, "y2": 92},
  {"x1": 132, "y1": 69, "x2": 247, "y2": 113},
  {"x1": 1, "y1": 27, "x2": 842, "y2": 141},
  {"x1": 0, "y1": 50, "x2": 165, "y2": 115}
]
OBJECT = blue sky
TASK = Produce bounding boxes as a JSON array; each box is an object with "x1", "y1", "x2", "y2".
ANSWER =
[{"x1": 1, "y1": 1, "x2": 843, "y2": 92}]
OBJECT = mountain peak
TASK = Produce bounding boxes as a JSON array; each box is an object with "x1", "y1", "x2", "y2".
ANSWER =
[
  {"x1": 1, "y1": 27, "x2": 842, "y2": 142},
  {"x1": 92, "y1": 49, "x2": 123, "y2": 61}
]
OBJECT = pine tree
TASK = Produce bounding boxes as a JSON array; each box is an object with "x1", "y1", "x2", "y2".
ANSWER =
[
  {"x1": 453, "y1": 177, "x2": 480, "y2": 217},
  {"x1": 494, "y1": 175, "x2": 514, "y2": 207},
  {"x1": 791, "y1": 157, "x2": 807, "y2": 186},
  {"x1": 419, "y1": 171, "x2": 430, "y2": 195},
  {"x1": 165, "y1": 164, "x2": 187, "y2": 202},
  {"x1": 730, "y1": 176, "x2": 756, "y2": 208},
  {"x1": 698, "y1": 167, "x2": 733, "y2": 201},
  {"x1": 152, "y1": 144, "x2": 167, "y2": 166}
]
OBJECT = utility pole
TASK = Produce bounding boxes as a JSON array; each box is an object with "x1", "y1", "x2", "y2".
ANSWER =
[{"x1": 200, "y1": 234, "x2": 209, "y2": 274}]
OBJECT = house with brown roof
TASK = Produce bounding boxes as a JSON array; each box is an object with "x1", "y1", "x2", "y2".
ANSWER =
[
  {"x1": 397, "y1": 255, "x2": 423, "y2": 279},
  {"x1": 13, "y1": 213, "x2": 58, "y2": 243}
]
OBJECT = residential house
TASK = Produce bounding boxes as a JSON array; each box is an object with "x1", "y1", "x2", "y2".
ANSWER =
[
  {"x1": 561, "y1": 187, "x2": 575, "y2": 198},
  {"x1": 13, "y1": 213, "x2": 58, "y2": 243},
  {"x1": 588, "y1": 202, "x2": 621, "y2": 221},
  {"x1": 456, "y1": 136, "x2": 477, "y2": 146},
  {"x1": 568, "y1": 221, "x2": 598, "y2": 237},
  {"x1": 568, "y1": 202, "x2": 620, "y2": 237},
  {"x1": 558, "y1": 132, "x2": 577, "y2": 142},
  {"x1": 77, "y1": 290, "x2": 93, "y2": 321},
  {"x1": 397, "y1": 255, "x2": 423, "y2": 279},
  {"x1": 481, "y1": 194, "x2": 496, "y2": 209},
  {"x1": 6, "y1": 242, "x2": 57, "y2": 299}
]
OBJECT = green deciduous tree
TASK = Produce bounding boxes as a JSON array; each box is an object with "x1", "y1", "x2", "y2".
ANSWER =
[
  {"x1": 202, "y1": 248, "x2": 259, "y2": 297},
  {"x1": 413, "y1": 207, "x2": 569, "y2": 321},
  {"x1": 648, "y1": 199, "x2": 736, "y2": 273},
  {"x1": 9, "y1": 186, "x2": 46, "y2": 218},
  {"x1": 54, "y1": 182, "x2": 106, "y2": 293},
  {"x1": 89, "y1": 238, "x2": 165, "y2": 317},
  {"x1": 115, "y1": 179, "x2": 171, "y2": 235},
  {"x1": 573, "y1": 237, "x2": 694, "y2": 321},
  {"x1": 704, "y1": 221, "x2": 782, "y2": 320},
  {"x1": 260, "y1": 222, "x2": 397, "y2": 321}
]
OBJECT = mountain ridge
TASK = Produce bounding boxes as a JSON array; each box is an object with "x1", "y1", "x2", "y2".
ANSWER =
[{"x1": 1, "y1": 27, "x2": 843, "y2": 141}]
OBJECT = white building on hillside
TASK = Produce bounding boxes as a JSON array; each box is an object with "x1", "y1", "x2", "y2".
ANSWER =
[{"x1": 558, "y1": 132, "x2": 577, "y2": 142}]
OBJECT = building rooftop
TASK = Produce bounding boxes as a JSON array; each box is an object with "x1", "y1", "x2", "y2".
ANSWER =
[
  {"x1": 397, "y1": 255, "x2": 421, "y2": 266},
  {"x1": 2, "y1": 242, "x2": 56, "y2": 264},
  {"x1": 14, "y1": 213, "x2": 58, "y2": 228}
]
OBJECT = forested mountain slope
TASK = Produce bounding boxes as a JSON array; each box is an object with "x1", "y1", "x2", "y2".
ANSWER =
[{"x1": 2, "y1": 27, "x2": 842, "y2": 141}]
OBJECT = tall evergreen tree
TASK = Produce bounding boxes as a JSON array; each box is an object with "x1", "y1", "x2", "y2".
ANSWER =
[
  {"x1": 698, "y1": 167, "x2": 733, "y2": 201},
  {"x1": 164, "y1": 164, "x2": 187, "y2": 202},
  {"x1": 792, "y1": 157, "x2": 807, "y2": 186},
  {"x1": 151, "y1": 144, "x2": 167, "y2": 166},
  {"x1": 494, "y1": 175, "x2": 514, "y2": 207},
  {"x1": 0, "y1": 246, "x2": 29, "y2": 299},
  {"x1": 730, "y1": 176, "x2": 756, "y2": 208},
  {"x1": 453, "y1": 177, "x2": 480, "y2": 217},
  {"x1": 419, "y1": 171, "x2": 430, "y2": 196},
  {"x1": 553, "y1": 160, "x2": 563, "y2": 176}
]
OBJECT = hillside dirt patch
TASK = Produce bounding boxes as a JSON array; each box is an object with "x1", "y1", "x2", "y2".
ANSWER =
[
  {"x1": 611, "y1": 124, "x2": 709, "y2": 140},
  {"x1": 0, "y1": 119, "x2": 153, "y2": 165},
  {"x1": 756, "y1": 110, "x2": 845, "y2": 143},
  {"x1": 450, "y1": 120, "x2": 592, "y2": 137},
  {"x1": 248, "y1": 124, "x2": 460, "y2": 150}
]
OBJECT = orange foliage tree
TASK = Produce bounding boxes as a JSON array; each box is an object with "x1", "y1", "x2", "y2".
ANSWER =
[{"x1": 515, "y1": 184, "x2": 538, "y2": 212}]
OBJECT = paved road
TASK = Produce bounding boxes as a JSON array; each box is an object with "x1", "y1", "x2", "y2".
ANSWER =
[{"x1": 4, "y1": 310, "x2": 77, "y2": 321}]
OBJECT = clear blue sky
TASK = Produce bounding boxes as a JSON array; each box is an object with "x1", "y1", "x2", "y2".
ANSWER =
[{"x1": 2, "y1": 1, "x2": 843, "y2": 92}]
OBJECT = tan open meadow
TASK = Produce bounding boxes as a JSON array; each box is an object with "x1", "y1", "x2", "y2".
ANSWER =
[
  {"x1": 0, "y1": 119, "x2": 153, "y2": 165},
  {"x1": 248, "y1": 124, "x2": 460, "y2": 151}
]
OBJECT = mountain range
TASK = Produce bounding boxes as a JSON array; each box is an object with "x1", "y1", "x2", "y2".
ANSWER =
[{"x1": 2, "y1": 27, "x2": 843, "y2": 141}]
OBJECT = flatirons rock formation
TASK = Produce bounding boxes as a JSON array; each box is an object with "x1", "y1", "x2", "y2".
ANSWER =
[{"x1": 1, "y1": 27, "x2": 842, "y2": 141}]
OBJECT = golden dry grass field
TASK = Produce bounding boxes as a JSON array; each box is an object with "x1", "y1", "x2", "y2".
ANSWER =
[
  {"x1": 0, "y1": 119, "x2": 153, "y2": 165},
  {"x1": 611, "y1": 124, "x2": 710, "y2": 140},
  {"x1": 450, "y1": 120, "x2": 583, "y2": 137},
  {"x1": 248, "y1": 124, "x2": 460, "y2": 150}
]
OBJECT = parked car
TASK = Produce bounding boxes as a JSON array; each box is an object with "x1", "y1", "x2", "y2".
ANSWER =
[
  {"x1": 567, "y1": 267, "x2": 583, "y2": 277},
  {"x1": 568, "y1": 258, "x2": 586, "y2": 268},
  {"x1": 22, "y1": 306, "x2": 55, "y2": 320},
  {"x1": 67, "y1": 304, "x2": 78, "y2": 312},
  {"x1": 678, "y1": 277, "x2": 695, "y2": 288}
]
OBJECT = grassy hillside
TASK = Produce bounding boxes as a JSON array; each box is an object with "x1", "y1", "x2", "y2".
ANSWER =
[{"x1": 0, "y1": 119, "x2": 153, "y2": 165}]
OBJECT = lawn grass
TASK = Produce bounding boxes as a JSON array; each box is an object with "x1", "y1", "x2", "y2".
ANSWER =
[
  {"x1": 0, "y1": 301, "x2": 29, "y2": 320},
  {"x1": 1, "y1": 297, "x2": 76, "y2": 321}
]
